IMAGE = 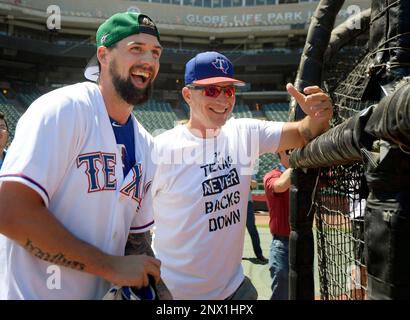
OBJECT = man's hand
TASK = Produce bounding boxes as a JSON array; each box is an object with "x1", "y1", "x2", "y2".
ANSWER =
[
  {"x1": 283, "y1": 83, "x2": 333, "y2": 145},
  {"x1": 125, "y1": 232, "x2": 173, "y2": 299},
  {"x1": 286, "y1": 83, "x2": 333, "y2": 122},
  {"x1": 105, "y1": 254, "x2": 161, "y2": 288}
]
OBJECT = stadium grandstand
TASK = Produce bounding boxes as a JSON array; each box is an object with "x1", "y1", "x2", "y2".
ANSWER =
[{"x1": 0, "y1": 0, "x2": 369, "y2": 198}]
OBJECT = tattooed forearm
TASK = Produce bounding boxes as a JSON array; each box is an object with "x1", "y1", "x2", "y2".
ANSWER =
[
  {"x1": 24, "y1": 239, "x2": 85, "y2": 271},
  {"x1": 301, "y1": 127, "x2": 314, "y2": 143},
  {"x1": 125, "y1": 232, "x2": 154, "y2": 257}
]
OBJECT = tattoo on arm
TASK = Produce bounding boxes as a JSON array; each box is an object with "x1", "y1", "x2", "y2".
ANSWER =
[
  {"x1": 301, "y1": 127, "x2": 314, "y2": 143},
  {"x1": 24, "y1": 239, "x2": 85, "y2": 271},
  {"x1": 125, "y1": 232, "x2": 154, "y2": 257}
]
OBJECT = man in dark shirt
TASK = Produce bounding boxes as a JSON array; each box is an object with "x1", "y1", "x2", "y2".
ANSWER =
[{"x1": 263, "y1": 150, "x2": 291, "y2": 300}]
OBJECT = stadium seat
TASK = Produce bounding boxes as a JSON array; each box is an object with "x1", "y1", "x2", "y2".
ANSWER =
[
  {"x1": 232, "y1": 103, "x2": 252, "y2": 119},
  {"x1": 16, "y1": 87, "x2": 42, "y2": 108},
  {"x1": 133, "y1": 100, "x2": 179, "y2": 135},
  {"x1": 262, "y1": 102, "x2": 290, "y2": 122},
  {"x1": 0, "y1": 96, "x2": 23, "y2": 142},
  {"x1": 254, "y1": 152, "x2": 280, "y2": 191}
]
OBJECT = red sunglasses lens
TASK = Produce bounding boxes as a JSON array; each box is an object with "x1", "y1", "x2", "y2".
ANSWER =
[
  {"x1": 203, "y1": 86, "x2": 235, "y2": 98},
  {"x1": 223, "y1": 86, "x2": 235, "y2": 97},
  {"x1": 204, "y1": 86, "x2": 220, "y2": 97}
]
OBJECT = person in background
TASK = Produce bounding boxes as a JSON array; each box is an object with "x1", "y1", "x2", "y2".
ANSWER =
[
  {"x1": 0, "y1": 112, "x2": 8, "y2": 169},
  {"x1": 264, "y1": 150, "x2": 291, "y2": 300},
  {"x1": 246, "y1": 175, "x2": 268, "y2": 263}
]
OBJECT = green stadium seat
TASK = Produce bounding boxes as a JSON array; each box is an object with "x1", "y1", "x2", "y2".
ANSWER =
[
  {"x1": 0, "y1": 101, "x2": 23, "y2": 143},
  {"x1": 232, "y1": 103, "x2": 252, "y2": 119},
  {"x1": 262, "y1": 102, "x2": 290, "y2": 122},
  {"x1": 14, "y1": 86, "x2": 43, "y2": 108},
  {"x1": 254, "y1": 152, "x2": 280, "y2": 191},
  {"x1": 133, "y1": 100, "x2": 179, "y2": 134}
]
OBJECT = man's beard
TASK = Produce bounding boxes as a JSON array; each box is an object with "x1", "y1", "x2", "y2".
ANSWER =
[{"x1": 109, "y1": 60, "x2": 153, "y2": 106}]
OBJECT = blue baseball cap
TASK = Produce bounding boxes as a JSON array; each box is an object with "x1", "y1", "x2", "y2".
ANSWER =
[{"x1": 184, "y1": 51, "x2": 245, "y2": 86}]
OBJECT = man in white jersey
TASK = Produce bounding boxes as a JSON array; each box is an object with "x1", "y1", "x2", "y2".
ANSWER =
[
  {"x1": 148, "y1": 51, "x2": 333, "y2": 299},
  {"x1": 0, "y1": 12, "x2": 168, "y2": 300}
]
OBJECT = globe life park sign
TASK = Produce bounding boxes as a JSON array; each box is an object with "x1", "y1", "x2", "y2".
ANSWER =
[
  {"x1": 186, "y1": 11, "x2": 306, "y2": 26},
  {"x1": 184, "y1": 5, "x2": 363, "y2": 28}
]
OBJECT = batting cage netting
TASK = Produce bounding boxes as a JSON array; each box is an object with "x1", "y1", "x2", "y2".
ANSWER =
[{"x1": 288, "y1": 0, "x2": 410, "y2": 300}]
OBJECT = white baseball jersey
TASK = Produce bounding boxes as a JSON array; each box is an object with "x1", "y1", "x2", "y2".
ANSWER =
[
  {"x1": 148, "y1": 118, "x2": 284, "y2": 299},
  {"x1": 0, "y1": 82, "x2": 154, "y2": 300}
]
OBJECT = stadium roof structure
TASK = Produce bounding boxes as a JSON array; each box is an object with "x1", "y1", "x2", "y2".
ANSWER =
[
  {"x1": 0, "y1": 0, "x2": 370, "y2": 91},
  {"x1": 0, "y1": 0, "x2": 371, "y2": 41}
]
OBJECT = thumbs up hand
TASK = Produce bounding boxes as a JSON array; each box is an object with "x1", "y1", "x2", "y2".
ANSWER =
[{"x1": 286, "y1": 83, "x2": 333, "y2": 121}]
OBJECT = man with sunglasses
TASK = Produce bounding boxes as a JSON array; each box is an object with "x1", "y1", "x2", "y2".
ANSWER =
[{"x1": 147, "y1": 51, "x2": 333, "y2": 300}]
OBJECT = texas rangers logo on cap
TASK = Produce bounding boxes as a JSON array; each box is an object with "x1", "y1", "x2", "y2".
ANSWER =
[
  {"x1": 184, "y1": 51, "x2": 245, "y2": 86},
  {"x1": 212, "y1": 58, "x2": 229, "y2": 75}
]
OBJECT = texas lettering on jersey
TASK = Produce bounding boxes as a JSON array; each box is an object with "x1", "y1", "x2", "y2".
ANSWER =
[
  {"x1": 77, "y1": 152, "x2": 143, "y2": 208},
  {"x1": 120, "y1": 164, "x2": 143, "y2": 209},
  {"x1": 77, "y1": 152, "x2": 117, "y2": 192}
]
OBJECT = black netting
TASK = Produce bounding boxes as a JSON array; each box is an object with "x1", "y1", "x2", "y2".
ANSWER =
[
  {"x1": 290, "y1": 0, "x2": 410, "y2": 301},
  {"x1": 311, "y1": 48, "x2": 373, "y2": 300},
  {"x1": 314, "y1": 163, "x2": 368, "y2": 300}
]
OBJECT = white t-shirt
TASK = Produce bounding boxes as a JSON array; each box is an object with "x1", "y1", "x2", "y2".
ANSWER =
[
  {"x1": 148, "y1": 118, "x2": 283, "y2": 299},
  {"x1": 0, "y1": 82, "x2": 154, "y2": 300}
]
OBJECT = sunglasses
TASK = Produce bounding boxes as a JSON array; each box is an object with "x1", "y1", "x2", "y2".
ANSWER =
[{"x1": 188, "y1": 85, "x2": 236, "y2": 98}]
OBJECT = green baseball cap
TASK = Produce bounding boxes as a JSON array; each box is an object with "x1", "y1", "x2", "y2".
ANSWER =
[{"x1": 84, "y1": 12, "x2": 160, "y2": 82}]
